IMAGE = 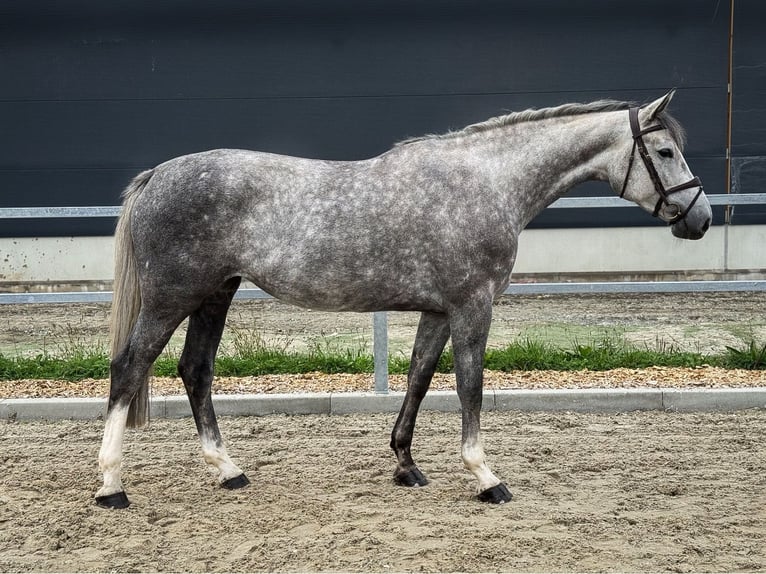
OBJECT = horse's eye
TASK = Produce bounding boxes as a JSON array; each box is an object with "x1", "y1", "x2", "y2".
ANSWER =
[{"x1": 658, "y1": 148, "x2": 674, "y2": 159}]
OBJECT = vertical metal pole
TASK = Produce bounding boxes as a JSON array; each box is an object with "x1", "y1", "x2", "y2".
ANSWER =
[{"x1": 373, "y1": 311, "x2": 389, "y2": 394}]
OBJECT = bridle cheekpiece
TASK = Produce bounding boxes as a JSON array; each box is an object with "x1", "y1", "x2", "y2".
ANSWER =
[{"x1": 619, "y1": 107, "x2": 703, "y2": 223}]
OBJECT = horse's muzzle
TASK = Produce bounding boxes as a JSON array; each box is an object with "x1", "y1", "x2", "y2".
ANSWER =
[{"x1": 671, "y1": 212, "x2": 711, "y2": 240}]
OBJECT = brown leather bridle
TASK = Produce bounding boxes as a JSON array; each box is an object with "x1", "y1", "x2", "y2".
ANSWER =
[{"x1": 619, "y1": 107, "x2": 703, "y2": 223}]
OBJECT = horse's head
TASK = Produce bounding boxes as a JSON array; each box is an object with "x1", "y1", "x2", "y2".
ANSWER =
[{"x1": 612, "y1": 90, "x2": 712, "y2": 240}]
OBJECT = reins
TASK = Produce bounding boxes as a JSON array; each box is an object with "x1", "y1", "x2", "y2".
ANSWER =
[{"x1": 619, "y1": 107, "x2": 703, "y2": 223}]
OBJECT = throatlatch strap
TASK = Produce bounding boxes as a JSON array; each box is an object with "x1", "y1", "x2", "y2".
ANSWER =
[{"x1": 619, "y1": 140, "x2": 637, "y2": 199}]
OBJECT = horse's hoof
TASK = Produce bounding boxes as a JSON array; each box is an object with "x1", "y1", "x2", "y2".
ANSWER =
[
  {"x1": 477, "y1": 483, "x2": 513, "y2": 504},
  {"x1": 393, "y1": 467, "x2": 429, "y2": 487},
  {"x1": 95, "y1": 491, "x2": 131, "y2": 509},
  {"x1": 221, "y1": 473, "x2": 250, "y2": 490}
]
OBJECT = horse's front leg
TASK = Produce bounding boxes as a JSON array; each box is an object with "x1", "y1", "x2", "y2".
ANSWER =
[
  {"x1": 451, "y1": 298, "x2": 513, "y2": 504},
  {"x1": 391, "y1": 311, "x2": 450, "y2": 487}
]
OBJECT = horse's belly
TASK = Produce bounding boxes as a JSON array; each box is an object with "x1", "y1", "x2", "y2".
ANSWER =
[{"x1": 244, "y1": 264, "x2": 443, "y2": 313}]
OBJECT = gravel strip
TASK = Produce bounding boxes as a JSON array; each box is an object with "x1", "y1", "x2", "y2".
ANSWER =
[{"x1": 2, "y1": 366, "x2": 766, "y2": 399}]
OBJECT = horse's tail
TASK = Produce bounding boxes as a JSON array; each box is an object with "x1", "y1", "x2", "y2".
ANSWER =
[{"x1": 110, "y1": 169, "x2": 154, "y2": 428}]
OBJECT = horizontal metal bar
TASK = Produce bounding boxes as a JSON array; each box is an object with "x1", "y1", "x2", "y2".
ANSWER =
[
  {"x1": 548, "y1": 196, "x2": 633, "y2": 208},
  {"x1": 3, "y1": 280, "x2": 765, "y2": 305},
  {"x1": 709, "y1": 193, "x2": 766, "y2": 206},
  {"x1": 0, "y1": 206, "x2": 122, "y2": 219},
  {"x1": 1, "y1": 194, "x2": 765, "y2": 220},
  {"x1": 0, "y1": 291, "x2": 114, "y2": 304},
  {"x1": 502, "y1": 280, "x2": 766, "y2": 295},
  {"x1": 549, "y1": 193, "x2": 766, "y2": 208},
  {"x1": 0, "y1": 288, "x2": 271, "y2": 304}
]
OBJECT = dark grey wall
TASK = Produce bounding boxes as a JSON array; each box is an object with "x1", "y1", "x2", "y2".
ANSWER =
[
  {"x1": 730, "y1": 0, "x2": 766, "y2": 224},
  {"x1": 0, "y1": 0, "x2": 749, "y2": 237}
]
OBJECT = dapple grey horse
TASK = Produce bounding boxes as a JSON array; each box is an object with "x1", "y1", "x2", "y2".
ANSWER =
[{"x1": 96, "y1": 91, "x2": 711, "y2": 508}]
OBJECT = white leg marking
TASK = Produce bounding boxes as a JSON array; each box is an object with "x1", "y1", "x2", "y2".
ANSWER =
[
  {"x1": 201, "y1": 435, "x2": 244, "y2": 483},
  {"x1": 462, "y1": 433, "x2": 501, "y2": 493},
  {"x1": 96, "y1": 404, "x2": 129, "y2": 498}
]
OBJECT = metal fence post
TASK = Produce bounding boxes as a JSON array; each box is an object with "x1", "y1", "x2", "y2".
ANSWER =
[{"x1": 372, "y1": 311, "x2": 389, "y2": 394}]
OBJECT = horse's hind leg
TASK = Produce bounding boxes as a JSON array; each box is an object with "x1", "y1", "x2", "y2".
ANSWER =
[
  {"x1": 97, "y1": 305, "x2": 188, "y2": 508},
  {"x1": 391, "y1": 311, "x2": 450, "y2": 487},
  {"x1": 177, "y1": 277, "x2": 249, "y2": 489}
]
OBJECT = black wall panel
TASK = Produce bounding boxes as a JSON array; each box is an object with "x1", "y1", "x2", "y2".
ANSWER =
[
  {"x1": 730, "y1": 0, "x2": 766, "y2": 224},
  {"x1": 0, "y1": 0, "x2": 736, "y2": 236}
]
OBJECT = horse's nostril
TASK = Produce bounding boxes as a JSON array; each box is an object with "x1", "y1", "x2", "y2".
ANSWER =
[{"x1": 702, "y1": 217, "x2": 711, "y2": 233}]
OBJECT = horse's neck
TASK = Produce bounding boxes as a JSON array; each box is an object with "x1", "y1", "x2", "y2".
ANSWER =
[{"x1": 488, "y1": 113, "x2": 619, "y2": 228}]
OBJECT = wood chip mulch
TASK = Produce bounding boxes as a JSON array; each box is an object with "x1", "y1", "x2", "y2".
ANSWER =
[{"x1": 2, "y1": 367, "x2": 765, "y2": 399}]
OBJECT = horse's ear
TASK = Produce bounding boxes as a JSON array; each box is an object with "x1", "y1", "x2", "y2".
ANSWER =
[{"x1": 640, "y1": 89, "x2": 676, "y2": 121}]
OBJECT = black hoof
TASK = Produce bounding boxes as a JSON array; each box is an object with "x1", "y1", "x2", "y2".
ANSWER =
[
  {"x1": 477, "y1": 483, "x2": 513, "y2": 504},
  {"x1": 221, "y1": 473, "x2": 250, "y2": 490},
  {"x1": 95, "y1": 491, "x2": 131, "y2": 509},
  {"x1": 393, "y1": 467, "x2": 429, "y2": 487}
]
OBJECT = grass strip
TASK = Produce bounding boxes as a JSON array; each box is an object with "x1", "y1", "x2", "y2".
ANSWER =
[{"x1": 2, "y1": 337, "x2": 766, "y2": 381}]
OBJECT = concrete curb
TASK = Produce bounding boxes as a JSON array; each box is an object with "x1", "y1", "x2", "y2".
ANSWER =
[{"x1": 1, "y1": 388, "x2": 765, "y2": 422}]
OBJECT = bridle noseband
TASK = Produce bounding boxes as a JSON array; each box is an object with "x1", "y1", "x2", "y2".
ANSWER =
[{"x1": 619, "y1": 107, "x2": 703, "y2": 223}]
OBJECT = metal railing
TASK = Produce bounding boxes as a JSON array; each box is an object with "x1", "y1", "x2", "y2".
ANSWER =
[
  {"x1": 2, "y1": 192, "x2": 765, "y2": 221},
  {"x1": 4, "y1": 278, "x2": 766, "y2": 307},
  {"x1": 3, "y1": 193, "x2": 766, "y2": 393}
]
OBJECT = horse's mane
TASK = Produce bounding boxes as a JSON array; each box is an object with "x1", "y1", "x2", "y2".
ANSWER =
[{"x1": 395, "y1": 99, "x2": 687, "y2": 150}]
